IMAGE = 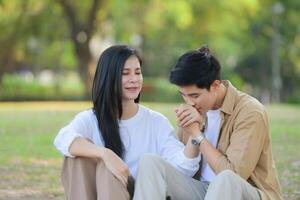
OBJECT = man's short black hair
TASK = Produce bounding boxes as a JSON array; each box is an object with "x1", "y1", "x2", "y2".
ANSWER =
[{"x1": 169, "y1": 45, "x2": 221, "y2": 90}]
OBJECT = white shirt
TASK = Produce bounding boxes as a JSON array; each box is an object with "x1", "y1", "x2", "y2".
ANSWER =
[
  {"x1": 54, "y1": 105, "x2": 200, "y2": 178},
  {"x1": 200, "y1": 109, "x2": 221, "y2": 182}
]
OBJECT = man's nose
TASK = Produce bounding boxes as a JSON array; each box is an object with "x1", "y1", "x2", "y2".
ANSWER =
[{"x1": 185, "y1": 97, "x2": 195, "y2": 106}]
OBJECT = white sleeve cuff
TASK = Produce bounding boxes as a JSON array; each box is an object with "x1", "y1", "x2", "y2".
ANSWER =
[
  {"x1": 53, "y1": 129, "x2": 83, "y2": 157},
  {"x1": 175, "y1": 148, "x2": 201, "y2": 176}
]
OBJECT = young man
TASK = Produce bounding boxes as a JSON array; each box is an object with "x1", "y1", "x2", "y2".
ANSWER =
[{"x1": 133, "y1": 46, "x2": 283, "y2": 200}]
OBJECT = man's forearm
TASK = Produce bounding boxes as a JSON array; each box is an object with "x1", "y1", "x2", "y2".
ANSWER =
[{"x1": 199, "y1": 139, "x2": 222, "y2": 172}]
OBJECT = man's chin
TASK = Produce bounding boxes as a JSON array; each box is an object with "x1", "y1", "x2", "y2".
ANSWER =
[
  {"x1": 197, "y1": 109, "x2": 207, "y2": 115},
  {"x1": 196, "y1": 108, "x2": 203, "y2": 114}
]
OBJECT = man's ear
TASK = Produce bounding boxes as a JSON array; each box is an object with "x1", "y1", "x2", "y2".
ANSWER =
[{"x1": 210, "y1": 80, "x2": 221, "y2": 91}]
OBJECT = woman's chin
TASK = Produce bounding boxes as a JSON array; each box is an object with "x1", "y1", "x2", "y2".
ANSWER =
[{"x1": 123, "y1": 94, "x2": 139, "y2": 101}]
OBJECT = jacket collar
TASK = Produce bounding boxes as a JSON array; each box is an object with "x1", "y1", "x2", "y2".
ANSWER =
[{"x1": 219, "y1": 80, "x2": 238, "y2": 115}]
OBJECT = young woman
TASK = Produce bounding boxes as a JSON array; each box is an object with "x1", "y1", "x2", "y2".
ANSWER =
[{"x1": 54, "y1": 45, "x2": 200, "y2": 200}]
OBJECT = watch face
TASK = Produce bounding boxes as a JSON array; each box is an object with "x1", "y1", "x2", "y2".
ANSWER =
[{"x1": 191, "y1": 138, "x2": 200, "y2": 146}]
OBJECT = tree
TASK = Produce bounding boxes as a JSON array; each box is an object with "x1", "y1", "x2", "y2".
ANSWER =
[
  {"x1": 57, "y1": 0, "x2": 104, "y2": 98},
  {"x1": 0, "y1": 1, "x2": 28, "y2": 83}
]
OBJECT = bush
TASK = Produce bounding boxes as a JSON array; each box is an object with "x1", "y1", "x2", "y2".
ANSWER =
[
  {"x1": 0, "y1": 74, "x2": 184, "y2": 102},
  {"x1": 0, "y1": 74, "x2": 84, "y2": 101},
  {"x1": 141, "y1": 78, "x2": 182, "y2": 102}
]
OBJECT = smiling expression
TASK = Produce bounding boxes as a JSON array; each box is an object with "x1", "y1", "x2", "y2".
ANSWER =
[{"x1": 121, "y1": 56, "x2": 143, "y2": 101}]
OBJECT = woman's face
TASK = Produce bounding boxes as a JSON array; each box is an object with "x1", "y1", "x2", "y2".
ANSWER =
[{"x1": 121, "y1": 55, "x2": 143, "y2": 101}]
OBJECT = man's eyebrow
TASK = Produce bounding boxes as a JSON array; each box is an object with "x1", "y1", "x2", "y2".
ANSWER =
[{"x1": 178, "y1": 91, "x2": 200, "y2": 96}]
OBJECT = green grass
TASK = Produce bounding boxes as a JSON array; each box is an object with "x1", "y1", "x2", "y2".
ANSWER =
[{"x1": 0, "y1": 102, "x2": 299, "y2": 199}]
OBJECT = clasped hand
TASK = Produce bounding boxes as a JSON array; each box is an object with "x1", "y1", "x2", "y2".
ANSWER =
[{"x1": 175, "y1": 104, "x2": 205, "y2": 135}]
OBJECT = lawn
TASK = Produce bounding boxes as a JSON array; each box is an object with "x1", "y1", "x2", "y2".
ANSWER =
[{"x1": 0, "y1": 102, "x2": 299, "y2": 199}]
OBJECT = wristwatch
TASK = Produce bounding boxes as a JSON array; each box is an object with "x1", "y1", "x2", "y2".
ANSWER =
[{"x1": 191, "y1": 132, "x2": 205, "y2": 146}]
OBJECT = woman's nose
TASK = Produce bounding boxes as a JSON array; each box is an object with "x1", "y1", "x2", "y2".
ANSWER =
[{"x1": 129, "y1": 74, "x2": 139, "y2": 82}]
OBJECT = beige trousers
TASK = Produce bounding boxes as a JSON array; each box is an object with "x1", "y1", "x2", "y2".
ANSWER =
[
  {"x1": 133, "y1": 154, "x2": 261, "y2": 200},
  {"x1": 61, "y1": 157, "x2": 131, "y2": 200}
]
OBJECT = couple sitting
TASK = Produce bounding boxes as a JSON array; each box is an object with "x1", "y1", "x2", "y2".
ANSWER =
[{"x1": 54, "y1": 45, "x2": 282, "y2": 200}]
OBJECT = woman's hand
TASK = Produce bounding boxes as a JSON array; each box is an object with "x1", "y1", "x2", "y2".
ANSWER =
[
  {"x1": 175, "y1": 104, "x2": 205, "y2": 135},
  {"x1": 100, "y1": 148, "x2": 129, "y2": 187}
]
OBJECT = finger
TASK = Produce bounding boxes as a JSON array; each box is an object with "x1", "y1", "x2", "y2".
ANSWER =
[
  {"x1": 179, "y1": 114, "x2": 192, "y2": 126},
  {"x1": 176, "y1": 104, "x2": 190, "y2": 115},
  {"x1": 110, "y1": 166, "x2": 128, "y2": 186},
  {"x1": 178, "y1": 110, "x2": 192, "y2": 122},
  {"x1": 113, "y1": 171, "x2": 124, "y2": 185},
  {"x1": 182, "y1": 119, "x2": 198, "y2": 127},
  {"x1": 121, "y1": 168, "x2": 129, "y2": 184},
  {"x1": 117, "y1": 173, "x2": 127, "y2": 187},
  {"x1": 122, "y1": 176, "x2": 128, "y2": 187}
]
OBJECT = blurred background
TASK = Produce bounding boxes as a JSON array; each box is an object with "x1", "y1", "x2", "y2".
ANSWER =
[
  {"x1": 0, "y1": 0, "x2": 299, "y2": 199},
  {"x1": 0, "y1": 0, "x2": 299, "y2": 103}
]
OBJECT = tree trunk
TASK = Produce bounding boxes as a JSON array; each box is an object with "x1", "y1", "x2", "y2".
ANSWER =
[
  {"x1": 75, "y1": 41, "x2": 94, "y2": 99},
  {"x1": 58, "y1": 0, "x2": 102, "y2": 99}
]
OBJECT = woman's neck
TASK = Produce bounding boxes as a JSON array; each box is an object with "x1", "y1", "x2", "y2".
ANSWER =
[{"x1": 121, "y1": 100, "x2": 139, "y2": 120}]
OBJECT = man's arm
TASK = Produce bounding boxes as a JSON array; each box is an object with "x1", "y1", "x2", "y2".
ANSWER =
[
  {"x1": 183, "y1": 111, "x2": 267, "y2": 179},
  {"x1": 211, "y1": 111, "x2": 267, "y2": 179}
]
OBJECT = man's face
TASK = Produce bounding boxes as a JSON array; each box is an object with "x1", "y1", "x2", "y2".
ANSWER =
[{"x1": 178, "y1": 84, "x2": 217, "y2": 115}]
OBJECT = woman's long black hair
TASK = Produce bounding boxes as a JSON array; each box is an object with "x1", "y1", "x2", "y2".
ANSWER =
[{"x1": 92, "y1": 45, "x2": 142, "y2": 159}]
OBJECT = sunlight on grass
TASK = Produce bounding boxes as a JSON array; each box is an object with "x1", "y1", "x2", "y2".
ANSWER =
[
  {"x1": 0, "y1": 101, "x2": 92, "y2": 111},
  {"x1": 0, "y1": 102, "x2": 299, "y2": 199}
]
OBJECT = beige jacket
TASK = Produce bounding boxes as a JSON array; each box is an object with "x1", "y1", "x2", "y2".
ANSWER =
[{"x1": 179, "y1": 81, "x2": 283, "y2": 200}]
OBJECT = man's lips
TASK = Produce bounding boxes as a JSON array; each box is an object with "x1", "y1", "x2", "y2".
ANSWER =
[{"x1": 196, "y1": 107, "x2": 203, "y2": 113}]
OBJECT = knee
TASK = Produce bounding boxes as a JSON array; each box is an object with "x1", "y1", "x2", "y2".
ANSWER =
[
  {"x1": 68, "y1": 156, "x2": 97, "y2": 165},
  {"x1": 96, "y1": 160, "x2": 118, "y2": 182},
  {"x1": 139, "y1": 154, "x2": 163, "y2": 165},
  {"x1": 215, "y1": 170, "x2": 237, "y2": 182},
  {"x1": 96, "y1": 159, "x2": 112, "y2": 176},
  {"x1": 138, "y1": 154, "x2": 164, "y2": 173},
  {"x1": 63, "y1": 157, "x2": 97, "y2": 173}
]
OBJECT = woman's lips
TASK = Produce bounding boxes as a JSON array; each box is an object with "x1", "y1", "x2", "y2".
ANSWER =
[{"x1": 125, "y1": 87, "x2": 139, "y2": 92}]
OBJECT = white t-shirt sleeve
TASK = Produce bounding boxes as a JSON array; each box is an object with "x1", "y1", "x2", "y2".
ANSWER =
[
  {"x1": 53, "y1": 111, "x2": 93, "y2": 157},
  {"x1": 157, "y1": 116, "x2": 201, "y2": 177}
]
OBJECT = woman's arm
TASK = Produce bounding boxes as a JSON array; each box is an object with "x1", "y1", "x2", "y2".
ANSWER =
[
  {"x1": 69, "y1": 137, "x2": 130, "y2": 186},
  {"x1": 69, "y1": 137, "x2": 104, "y2": 158}
]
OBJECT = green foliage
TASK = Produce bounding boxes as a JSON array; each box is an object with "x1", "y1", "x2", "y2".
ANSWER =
[
  {"x1": 0, "y1": 74, "x2": 84, "y2": 101},
  {"x1": 0, "y1": 75, "x2": 184, "y2": 102},
  {"x1": 0, "y1": 0, "x2": 299, "y2": 103},
  {"x1": 141, "y1": 78, "x2": 183, "y2": 102}
]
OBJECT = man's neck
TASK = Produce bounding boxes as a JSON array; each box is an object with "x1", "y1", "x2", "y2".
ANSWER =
[{"x1": 213, "y1": 83, "x2": 227, "y2": 109}]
